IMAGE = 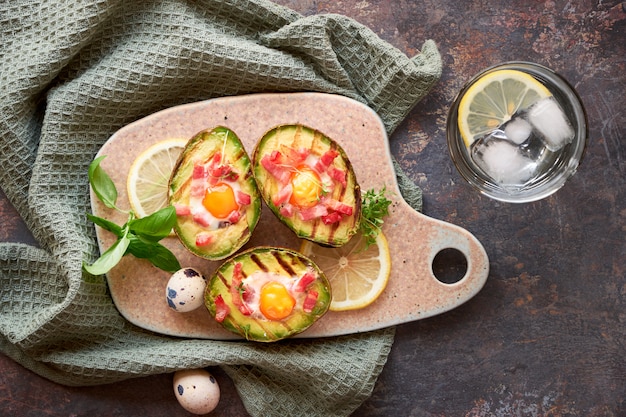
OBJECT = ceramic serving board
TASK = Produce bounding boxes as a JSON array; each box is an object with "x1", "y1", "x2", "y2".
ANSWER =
[{"x1": 92, "y1": 92, "x2": 489, "y2": 340}]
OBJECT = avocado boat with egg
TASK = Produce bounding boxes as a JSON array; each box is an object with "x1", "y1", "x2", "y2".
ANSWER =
[
  {"x1": 205, "y1": 246, "x2": 332, "y2": 342},
  {"x1": 169, "y1": 126, "x2": 261, "y2": 260},
  {"x1": 252, "y1": 124, "x2": 361, "y2": 247}
]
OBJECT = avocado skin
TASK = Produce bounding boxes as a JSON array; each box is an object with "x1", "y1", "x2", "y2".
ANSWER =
[
  {"x1": 205, "y1": 246, "x2": 332, "y2": 342},
  {"x1": 169, "y1": 126, "x2": 261, "y2": 260},
  {"x1": 253, "y1": 124, "x2": 361, "y2": 247}
]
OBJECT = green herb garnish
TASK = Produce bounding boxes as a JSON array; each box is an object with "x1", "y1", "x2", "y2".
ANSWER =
[
  {"x1": 83, "y1": 155, "x2": 181, "y2": 275},
  {"x1": 360, "y1": 187, "x2": 392, "y2": 248}
]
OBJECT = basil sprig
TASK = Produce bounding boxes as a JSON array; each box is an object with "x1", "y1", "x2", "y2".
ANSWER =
[{"x1": 83, "y1": 156, "x2": 181, "y2": 275}]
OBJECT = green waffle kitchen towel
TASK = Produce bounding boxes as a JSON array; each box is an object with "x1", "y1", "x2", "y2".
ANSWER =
[{"x1": 0, "y1": 1, "x2": 441, "y2": 416}]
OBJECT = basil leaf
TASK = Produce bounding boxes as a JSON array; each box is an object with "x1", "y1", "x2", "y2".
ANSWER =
[
  {"x1": 125, "y1": 234, "x2": 156, "y2": 258},
  {"x1": 83, "y1": 234, "x2": 131, "y2": 275},
  {"x1": 129, "y1": 205, "x2": 177, "y2": 241},
  {"x1": 145, "y1": 243, "x2": 181, "y2": 272},
  {"x1": 126, "y1": 235, "x2": 180, "y2": 272},
  {"x1": 88, "y1": 155, "x2": 118, "y2": 209},
  {"x1": 87, "y1": 213, "x2": 123, "y2": 237}
]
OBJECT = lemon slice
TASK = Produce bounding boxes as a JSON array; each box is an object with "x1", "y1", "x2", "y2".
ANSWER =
[
  {"x1": 458, "y1": 69, "x2": 552, "y2": 147},
  {"x1": 300, "y1": 231, "x2": 391, "y2": 311},
  {"x1": 127, "y1": 138, "x2": 187, "y2": 217}
]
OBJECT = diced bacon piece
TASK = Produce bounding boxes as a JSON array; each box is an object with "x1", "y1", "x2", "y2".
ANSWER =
[
  {"x1": 209, "y1": 152, "x2": 222, "y2": 167},
  {"x1": 321, "y1": 211, "x2": 343, "y2": 225},
  {"x1": 195, "y1": 232, "x2": 214, "y2": 247},
  {"x1": 206, "y1": 152, "x2": 239, "y2": 184},
  {"x1": 236, "y1": 190, "x2": 251, "y2": 206},
  {"x1": 328, "y1": 166, "x2": 347, "y2": 187},
  {"x1": 190, "y1": 176, "x2": 206, "y2": 197},
  {"x1": 322, "y1": 198, "x2": 353, "y2": 216},
  {"x1": 320, "y1": 149, "x2": 339, "y2": 165},
  {"x1": 302, "y1": 290, "x2": 319, "y2": 313},
  {"x1": 230, "y1": 263, "x2": 252, "y2": 316},
  {"x1": 261, "y1": 153, "x2": 292, "y2": 185},
  {"x1": 226, "y1": 171, "x2": 239, "y2": 181},
  {"x1": 279, "y1": 145, "x2": 309, "y2": 166},
  {"x1": 238, "y1": 301, "x2": 253, "y2": 315},
  {"x1": 299, "y1": 204, "x2": 328, "y2": 221},
  {"x1": 207, "y1": 174, "x2": 219, "y2": 187},
  {"x1": 294, "y1": 271, "x2": 316, "y2": 293},
  {"x1": 273, "y1": 183, "x2": 293, "y2": 206},
  {"x1": 242, "y1": 286, "x2": 255, "y2": 303},
  {"x1": 267, "y1": 150, "x2": 280, "y2": 160},
  {"x1": 207, "y1": 164, "x2": 233, "y2": 186},
  {"x1": 192, "y1": 164, "x2": 206, "y2": 179},
  {"x1": 192, "y1": 211, "x2": 213, "y2": 227},
  {"x1": 297, "y1": 147, "x2": 311, "y2": 159},
  {"x1": 314, "y1": 149, "x2": 339, "y2": 172},
  {"x1": 209, "y1": 164, "x2": 233, "y2": 180},
  {"x1": 214, "y1": 295, "x2": 230, "y2": 322},
  {"x1": 227, "y1": 210, "x2": 241, "y2": 224},
  {"x1": 232, "y1": 262, "x2": 243, "y2": 286},
  {"x1": 174, "y1": 203, "x2": 191, "y2": 216},
  {"x1": 279, "y1": 203, "x2": 295, "y2": 218},
  {"x1": 230, "y1": 263, "x2": 244, "y2": 304}
]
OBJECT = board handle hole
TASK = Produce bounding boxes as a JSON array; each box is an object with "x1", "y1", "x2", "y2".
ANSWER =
[{"x1": 432, "y1": 248, "x2": 468, "y2": 284}]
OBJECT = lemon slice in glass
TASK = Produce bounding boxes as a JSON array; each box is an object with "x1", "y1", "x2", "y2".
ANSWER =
[
  {"x1": 300, "y1": 231, "x2": 391, "y2": 311},
  {"x1": 458, "y1": 69, "x2": 552, "y2": 147},
  {"x1": 127, "y1": 138, "x2": 187, "y2": 218}
]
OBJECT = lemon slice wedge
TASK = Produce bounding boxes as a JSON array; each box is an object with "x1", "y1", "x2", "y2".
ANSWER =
[
  {"x1": 300, "y1": 231, "x2": 391, "y2": 311},
  {"x1": 127, "y1": 138, "x2": 187, "y2": 218},
  {"x1": 458, "y1": 69, "x2": 552, "y2": 147}
]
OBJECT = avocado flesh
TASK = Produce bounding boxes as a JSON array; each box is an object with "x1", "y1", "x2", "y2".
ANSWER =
[
  {"x1": 169, "y1": 126, "x2": 261, "y2": 260},
  {"x1": 205, "y1": 247, "x2": 332, "y2": 342},
  {"x1": 253, "y1": 124, "x2": 361, "y2": 247}
]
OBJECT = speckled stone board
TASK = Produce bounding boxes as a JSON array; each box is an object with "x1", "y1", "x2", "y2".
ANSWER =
[{"x1": 92, "y1": 92, "x2": 489, "y2": 339}]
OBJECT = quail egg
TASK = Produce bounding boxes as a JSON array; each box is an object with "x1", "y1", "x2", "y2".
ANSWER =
[
  {"x1": 166, "y1": 267, "x2": 206, "y2": 312},
  {"x1": 173, "y1": 369, "x2": 220, "y2": 414}
]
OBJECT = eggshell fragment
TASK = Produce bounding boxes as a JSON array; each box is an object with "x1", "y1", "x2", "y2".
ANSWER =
[
  {"x1": 173, "y1": 369, "x2": 220, "y2": 415},
  {"x1": 166, "y1": 267, "x2": 207, "y2": 312}
]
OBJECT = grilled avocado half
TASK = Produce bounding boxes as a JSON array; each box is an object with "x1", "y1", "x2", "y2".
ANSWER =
[
  {"x1": 205, "y1": 246, "x2": 331, "y2": 342},
  {"x1": 169, "y1": 126, "x2": 261, "y2": 260},
  {"x1": 253, "y1": 124, "x2": 361, "y2": 247}
]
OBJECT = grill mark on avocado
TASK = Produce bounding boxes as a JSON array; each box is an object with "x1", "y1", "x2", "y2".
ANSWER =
[
  {"x1": 250, "y1": 253, "x2": 269, "y2": 272},
  {"x1": 273, "y1": 251, "x2": 297, "y2": 277},
  {"x1": 327, "y1": 168, "x2": 350, "y2": 245},
  {"x1": 243, "y1": 168, "x2": 254, "y2": 181},
  {"x1": 216, "y1": 270, "x2": 229, "y2": 287},
  {"x1": 293, "y1": 124, "x2": 302, "y2": 145},
  {"x1": 229, "y1": 147, "x2": 247, "y2": 168},
  {"x1": 256, "y1": 319, "x2": 291, "y2": 341},
  {"x1": 327, "y1": 222, "x2": 337, "y2": 246}
]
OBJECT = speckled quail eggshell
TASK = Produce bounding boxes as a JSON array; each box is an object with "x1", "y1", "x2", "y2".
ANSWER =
[
  {"x1": 173, "y1": 369, "x2": 220, "y2": 415},
  {"x1": 166, "y1": 267, "x2": 207, "y2": 312}
]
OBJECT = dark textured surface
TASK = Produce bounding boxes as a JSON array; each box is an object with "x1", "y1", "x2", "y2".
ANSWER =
[{"x1": 1, "y1": 0, "x2": 624, "y2": 415}]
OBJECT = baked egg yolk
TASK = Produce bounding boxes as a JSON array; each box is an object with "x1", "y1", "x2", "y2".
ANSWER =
[
  {"x1": 202, "y1": 182, "x2": 239, "y2": 219},
  {"x1": 259, "y1": 281, "x2": 295, "y2": 320},
  {"x1": 289, "y1": 165, "x2": 322, "y2": 208}
]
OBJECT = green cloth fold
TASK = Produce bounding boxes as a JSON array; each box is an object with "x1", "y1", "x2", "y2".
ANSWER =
[{"x1": 0, "y1": 1, "x2": 441, "y2": 416}]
